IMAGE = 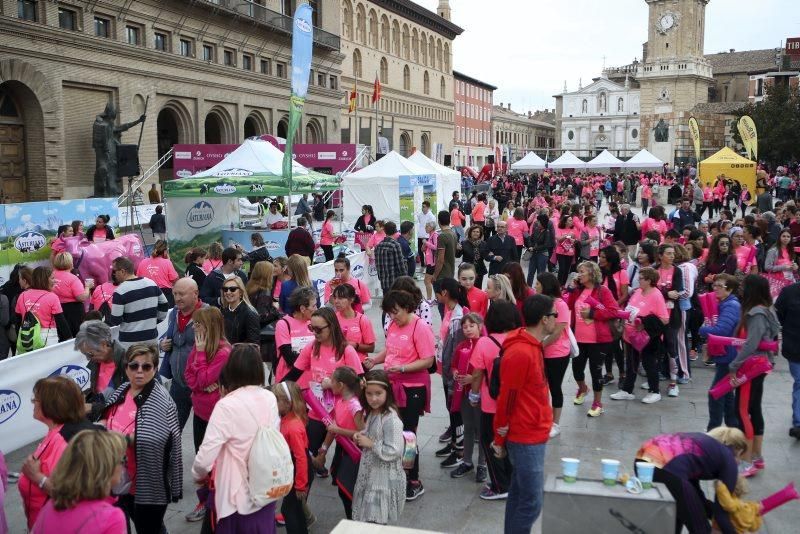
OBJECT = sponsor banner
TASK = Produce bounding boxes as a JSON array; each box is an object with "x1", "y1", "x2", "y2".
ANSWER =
[
  {"x1": 222, "y1": 230, "x2": 290, "y2": 254},
  {"x1": 165, "y1": 197, "x2": 238, "y2": 243},
  {"x1": 738, "y1": 115, "x2": 758, "y2": 161},
  {"x1": 688, "y1": 117, "x2": 701, "y2": 162},
  {"x1": 786, "y1": 37, "x2": 800, "y2": 55}
]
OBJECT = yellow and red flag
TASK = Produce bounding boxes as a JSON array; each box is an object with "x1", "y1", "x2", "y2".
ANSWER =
[
  {"x1": 348, "y1": 82, "x2": 357, "y2": 113},
  {"x1": 371, "y1": 74, "x2": 381, "y2": 104}
]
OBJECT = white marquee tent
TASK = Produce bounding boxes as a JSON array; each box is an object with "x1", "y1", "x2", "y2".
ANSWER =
[
  {"x1": 510, "y1": 151, "x2": 548, "y2": 171},
  {"x1": 549, "y1": 151, "x2": 587, "y2": 170},
  {"x1": 586, "y1": 150, "x2": 625, "y2": 169},
  {"x1": 408, "y1": 150, "x2": 462, "y2": 210},
  {"x1": 624, "y1": 149, "x2": 664, "y2": 169},
  {"x1": 341, "y1": 151, "x2": 434, "y2": 228},
  {"x1": 190, "y1": 138, "x2": 310, "y2": 177}
]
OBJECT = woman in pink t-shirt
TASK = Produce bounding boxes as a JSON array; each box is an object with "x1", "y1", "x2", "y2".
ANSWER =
[
  {"x1": 730, "y1": 228, "x2": 757, "y2": 274},
  {"x1": 579, "y1": 214, "x2": 602, "y2": 262},
  {"x1": 274, "y1": 286, "x2": 316, "y2": 385},
  {"x1": 507, "y1": 208, "x2": 529, "y2": 260},
  {"x1": 202, "y1": 242, "x2": 224, "y2": 274},
  {"x1": 422, "y1": 222, "x2": 438, "y2": 300},
  {"x1": 555, "y1": 215, "x2": 578, "y2": 286},
  {"x1": 320, "y1": 209, "x2": 337, "y2": 262},
  {"x1": 15, "y1": 266, "x2": 68, "y2": 348},
  {"x1": 324, "y1": 255, "x2": 371, "y2": 314},
  {"x1": 612, "y1": 267, "x2": 670, "y2": 403},
  {"x1": 364, "y1": 289, "x2": 435, "y2": 496},
  {"x1": 332, "y1": 283, "x2": 376, "y2": 362},
  {"x1": 536, "y1": 273, "x2": 571, "y2": 438},
  {"x1": 136, "y1": 240, "x2": 179, "y2": 306},
  {"x1": 52, "y1": 252, "x2": 91, "y2": 337}
]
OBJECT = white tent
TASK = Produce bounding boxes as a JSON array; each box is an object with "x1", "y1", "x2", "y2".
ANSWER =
[
  {"x1": 510, "y1": 151, "x2": 547, "y2": 171},
  {"x1": 549, "y1": 151, "x2": 587, "y2": 170},
  {"x1": 585, "y1": 149, "x2": 625, "y2": 170},
  {"x1": 624, "y1": 149, "x2": 664, "y2": 169},
  {"x1": 341, "y1": 151, "x2": 434, "y2": 228},
  {"x1": 190, "y1": 138, "x2": 310, "y2": 177},
  {"x1": 408, "y1": 150, "x2": 462, "y2": 212}
]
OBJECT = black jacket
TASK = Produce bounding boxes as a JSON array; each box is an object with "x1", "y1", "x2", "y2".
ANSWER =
[
  {"x1": 775, "y1": 282, "x2": 800, "y2": 362},
  {"x1": 149, "y1": 213, "x2": 166, "y2": 234},
  {"x1": 243, "y1": 245, "x2": 273, "y2": 273},
  {"x1": 461, "y1": 240, "x2": 487, "y2": 276},
  {"x1": 482, "y1": 234, "x2": 518, "y2": 275},
  {"x1": 86, "y1": 340, "x2": 128, "y2": 421},
  {"x1": 614, "y1": 212, "x2": 640, "y2": 246},
  {"x1": 223, "y1": 301, "x2": 261, "y2": 344}
]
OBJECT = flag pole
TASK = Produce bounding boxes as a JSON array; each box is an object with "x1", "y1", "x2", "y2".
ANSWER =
[{"x1": 354, "y1": 84, "x2": 359, "y2": 145}]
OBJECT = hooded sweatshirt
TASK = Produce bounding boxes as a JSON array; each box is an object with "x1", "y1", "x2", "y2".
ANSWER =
[
  {"x1": 493, "y1": 328, "x2": 552, "y2": 446},
  {"x1": 729, "y1": 305, "x2": 781, "y2": 373}
]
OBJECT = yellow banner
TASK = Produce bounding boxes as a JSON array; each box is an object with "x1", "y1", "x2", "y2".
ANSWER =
[
  {"x1": 688, "y1": 117, "x2": 701, "y2": 162},
  {"x1": 738, "y1": 115, "x2": 758, "y2": 161}
]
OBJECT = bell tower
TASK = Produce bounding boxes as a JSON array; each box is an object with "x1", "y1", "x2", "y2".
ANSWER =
[
  {"x1": 638, "y1": 0, "x2": 713, "y2": 163},
  {"x1": 437, "y1": 0, "x2": 452, "y2": 21}
]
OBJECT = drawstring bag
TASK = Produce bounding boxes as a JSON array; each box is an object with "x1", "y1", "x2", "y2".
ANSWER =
[
  {"x1": 243, "y1": 404, "x2": 294, "y2": 506},
  {"x1": 17, "y1": 295, "x2": 46, "y2": 354}
]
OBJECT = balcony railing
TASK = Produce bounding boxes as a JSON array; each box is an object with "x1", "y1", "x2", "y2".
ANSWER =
[{"x1": 195, "y1": 0, "x2": 340, "y2": 51}]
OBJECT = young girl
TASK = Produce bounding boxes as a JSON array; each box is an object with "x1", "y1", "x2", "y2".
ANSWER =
[
  {"x1": 351, "y1": 370, "x2": 406, "y2": 525},
  {"x1": 312, "y1": 366, "x2": 365, "y2": 519},
  {"x1": 458, "y1": 263, "x2": 488, "y2": 318},
  {"x1": 451, "y1": 313, "x2": 487, "y2": 481},
  {"x1": 272, "y1": 381, "x2": 314, "y2": 534},
  {"x1": 332, "y1": 284, "x2": 376, "y2": 363}
]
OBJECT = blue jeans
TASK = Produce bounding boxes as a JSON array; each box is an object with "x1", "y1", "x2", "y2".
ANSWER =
[
  {"x1": 707, "y1": 364, "x2": 738, "y2": 431},
  {"x1": 505, "y1": 441, "x2": 546, "y2": 534},
  {"x1": 790, "y1": 361, "x2": 800, "y2": 428},
  {"x1": 526, "y1": 252, "x2": 548, "y2": 287},
  {"x1": 170, "y1": 380, "x2": 193, "y2": 432}
]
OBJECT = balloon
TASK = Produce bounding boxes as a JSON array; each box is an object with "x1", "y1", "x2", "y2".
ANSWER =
[
  {"x1": 584, "y1": 295, "x2": 631, "y2": 320},
  {"x1": 708, "y1": 356, "x2": 772, "y2": 400},
  {"x1": 760, "y1": 482, "x2": 799, "y2": 515}
]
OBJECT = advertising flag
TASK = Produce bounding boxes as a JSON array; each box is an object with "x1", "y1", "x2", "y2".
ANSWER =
[
  {"x1": 688, "y1": 117, "x2": 701, "y2": 163},
  {"x1": 372, "y1": 74, "x2": 381, "y2": 104},
  {"x1": 738, "y1": 115, "x2": 758, "y2": 161},
  {"x1": 282, "y1": 2, "x2": 314, "y2": 186},
  {"x1": 348, "y1": 82, "x2": 357, "y2": 113}
]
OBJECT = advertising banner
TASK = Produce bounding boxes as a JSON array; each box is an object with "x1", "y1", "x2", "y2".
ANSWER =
[
  {"x1": 165, "y1": 197, "x2": 239, "y2": 274},
  {"x1": 399, "y1": 174, "x2": 436, "y2": 251},
  {"x1": 283, "y1": 3, "x2": 314, "y2": 186},
  {"x1": 688, "y1": 117, "x2": 701, "y2": 163},
  {"x1": 737, "y1": 115, "x2": 758, "y2": 161}
]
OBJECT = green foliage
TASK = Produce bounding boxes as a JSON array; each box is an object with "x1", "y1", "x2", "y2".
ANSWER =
[{"x1": 732, "y1": 82, "x2": 800, "y2": 165}]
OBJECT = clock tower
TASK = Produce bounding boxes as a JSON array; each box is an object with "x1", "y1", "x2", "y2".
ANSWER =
[{"x1": 638, "y1": 0, "x2": 714, "y2": 164}]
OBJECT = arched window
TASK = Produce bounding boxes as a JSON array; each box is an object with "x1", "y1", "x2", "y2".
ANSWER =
[
  {"x1": 401, "y1": 24, "x2": 410, "y2": 59},
  {"x1": 412, "y1": 29, "x2": 419, "y2": 62},
  {"x1": 403, "y1": 65, "x2": 410, "y2": 91},
  {"x1": 440, "y1": 76, "x2": 446, "y2": 98},
  {"x1": 356, "y1": 4, "x2": 366, "y2": 43},
  {"x1": 436, "y1": 39, "x2": 443, "y2": 70},
  {"x1": 380, "y1": 57, "x2": 388, "y2": 84},
  {"x1": 342, "y1": 1, "x2": 353, "y2": 40},
  {"x1": 617, "y1": 97, "x2": 624, "y2": 112},
  {"x1": 368, "y1": 10, "x2": 378, "y2": 48},
  {"x1": 420, "y1": 32, "x2": 428, "y2": 65},
  {"x1": 380, "y1": 15, "x2": 390, "y2": 52},
  {"x1": 444, "y1": 43, "x2": 450, "y2": 72},
  {"x1": 391, "y1": 20, "x2": 400, "y2": 56},
  {"x1": 423, "y1": 71, "x2": 430, "y2": 95},
  {"x1": 428, "y1": 38, "x2": 435, "y2": 69},
  {"x1": 352, "y1": 49, "x2": 362, "y2": 78},
  {"x1": 581, "y1": 99, "x2": 588, "y2": 113}
]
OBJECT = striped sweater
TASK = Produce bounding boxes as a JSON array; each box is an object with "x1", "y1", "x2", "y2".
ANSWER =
[{"x1": 108, "y1": 277, "x2": 168, "y2": 347}]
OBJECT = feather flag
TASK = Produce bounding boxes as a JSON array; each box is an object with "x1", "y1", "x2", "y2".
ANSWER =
[{"x1": 372, "y1": 73, "x2": 381, "y2": 104}]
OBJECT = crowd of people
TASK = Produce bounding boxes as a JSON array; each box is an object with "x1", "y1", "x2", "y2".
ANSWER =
[{"x1": 2, "y1": 161, "x2": 800, "y2": 533}]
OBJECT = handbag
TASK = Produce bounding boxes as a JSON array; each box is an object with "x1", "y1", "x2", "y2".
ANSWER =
[
  {"x1": 609, "y1": 318, "x2": 625, "y2": 340},
  {"x1": 629, "y1": 328, "x2": 651, "y2": 353}
]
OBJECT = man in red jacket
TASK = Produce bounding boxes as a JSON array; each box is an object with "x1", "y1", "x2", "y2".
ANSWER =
[{"x1": 492, "y1": 294, "x2": 555, "y2": 533}]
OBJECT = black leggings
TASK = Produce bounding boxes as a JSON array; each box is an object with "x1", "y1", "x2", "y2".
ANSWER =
[
  {"x1": 736, "y1": 373, "x2": 765, "y2": 436},
  {"x1": 621, "y1": 342, "x2": 661, "y2": 394},
  {"x1": 642, "y1": 465, "x2": 712, "y2": 534},
  {"x1": 480, "y1": 411, "x2": 512, "y2": 494},
  {"x1": 604, "y1": 339, "x2": 625, "y2": 376},
  {"x1": 544, "y1": 356, "x2": 570, "y2": 409},
  {"x1": 118, "y1": 495, "x2": 167, "y2": 534},
  {"x1": 321, "y1": 244, "x2": 334, "y2": 262},
  {"x1": 572, "y1": 342, "x2": 610, "y2": 392},
  {"x1": 193, "y1": 414, "x2": 209, "y2": 452},
  {"x1": 556, "y1": 254, "x2": 573, "y2": 286},
  {"x1": 398, "y1": 385, "x2": 426, "y2": 482}
]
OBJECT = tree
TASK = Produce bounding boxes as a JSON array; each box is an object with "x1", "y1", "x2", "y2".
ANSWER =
[{"x1": 732, "y1": 82, "x2": 800, "y2": 166}]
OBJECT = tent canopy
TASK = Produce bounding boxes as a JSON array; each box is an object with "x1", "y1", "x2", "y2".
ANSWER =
[
  {"x1": 510, "y1": 152, "x2": 547, "y2": 171},
  {"x1": 408, "y1": 151, "x2": 462, "y2": 212},
  {"x1": 699, "y1": 147, "x2": 757, "y2": 194},
  {"x1": 549, "y1": 151, "x2": 586, "y2": 170},
  {"x1": 585, "y1": 150, "x2": 624, "y2": 169},
  {"x1": 163, "y1": 139, "x2": 338, "y2": 197},
  {"x1": 624, "y1": 149, "x2": 664, "y2": 169}
]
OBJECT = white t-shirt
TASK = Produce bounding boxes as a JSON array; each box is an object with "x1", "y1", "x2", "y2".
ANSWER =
[{"x1": 416, "y1": 210, "x2": 437, "y2": 239}]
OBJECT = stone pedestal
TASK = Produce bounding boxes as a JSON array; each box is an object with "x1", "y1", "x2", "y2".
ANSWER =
[{"x1": 650, "y1": 141, "x2": 673, "y2": 169}]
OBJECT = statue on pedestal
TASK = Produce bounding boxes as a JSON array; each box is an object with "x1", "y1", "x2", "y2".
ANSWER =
[
  {"x1": 92, "y1": 102, "x2": 145, "y2": 197},
  {"x1": 654, "y1": 119, "x2": 669, "y2": 143}
]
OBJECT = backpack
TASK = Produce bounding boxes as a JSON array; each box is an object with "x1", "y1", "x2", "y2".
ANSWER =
[
  {"x1": 17, "y1": 294, "x2": 46, "y2": 354},
  {"x1": 244, "y1": 403, "x2": 294, "y2": 507},
  {"x1": 487, "y1": 335, "x2": 504, "y2": 400}
]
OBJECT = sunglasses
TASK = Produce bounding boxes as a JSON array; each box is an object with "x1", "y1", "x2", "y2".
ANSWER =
[
  {"x1": 309, "y1": 325, "x2": 329, "y2": 334},
  {"x1": 222, "y1": 286, "x2": 239, "y2": 293},
  {"x1": 127, "y1": 362, "x2": 154, "y2": 372}
]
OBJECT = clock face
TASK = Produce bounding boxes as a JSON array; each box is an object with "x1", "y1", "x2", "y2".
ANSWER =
[{"x1": 659, "y1": 13, "x2": 675, "y2": 31}]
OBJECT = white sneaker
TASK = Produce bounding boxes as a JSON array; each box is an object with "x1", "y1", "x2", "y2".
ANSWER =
[
  {"x1": 642, "y1": 393, "x2": 662, "y2": 404},
  {"x1": 549, "y1": 423, "x2": 561, "y2": 438},
  {"x1": 640, "y1": 382, "x2": 650, "y2": 390},
  {"x1": 610, "y1": 391, "x2": 636, "y2": 401},
  {"x1": 668, "y1": 384, "x2": 679, "y2": 397}
]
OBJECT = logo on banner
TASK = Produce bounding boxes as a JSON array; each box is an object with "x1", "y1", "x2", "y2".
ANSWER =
[
  {"x1": 175, "y1": 151, "x2": 192, "y2": 159},
  {"x1": 0, "y1": 390, "x2": 21, "y2": 424},
  {"x1": 176, "y1": 169, "x2": 192, "y2": 178},
  {"x1": 187, "y1": 201, "x2": 215, "y2": 229},
  {"x1": 317, "y1": 152, "x2": 336, "y2": 160},
  {"x1": 213, "y1": 183, "x2": 237, "y2": 195},
  {"x1": 265, "y1": 241, "x2": 281, "y2": 251},
  {"x1": 296, "y1": 17, "x2": 312, "y2": 33},
  {"x1": 49, "y1": 365, "x2": 91, "y2": 391},
  {"x1": 215, "y1": 168, "x2": 254, "y2": 177},
  {"x1": 14, "y1": 231, "x2": 46, "y2": 253},
  {"x1": 352, "y1": 264, "x2": 365, "y2": 280}
]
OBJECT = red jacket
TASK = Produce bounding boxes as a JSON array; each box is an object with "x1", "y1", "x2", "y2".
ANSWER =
[
  {"x1": 566, "y1": 284, "x2": 620, "y2": 343},
  {"x1": 280, "y1": 413, "x2": 310, "y2": 492},
  {"x1": 493, "y1": 328, "x2": 552, "y2": 446}
]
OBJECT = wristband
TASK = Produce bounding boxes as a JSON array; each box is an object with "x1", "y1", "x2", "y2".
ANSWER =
[
  {"x1": 319, "y1": 445, "x2": 328, "y2": 453},
  {"x1": 38, "y1": 476, "x2": 48, "y2": 489}
]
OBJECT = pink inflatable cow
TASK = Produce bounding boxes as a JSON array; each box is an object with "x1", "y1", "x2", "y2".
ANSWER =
[{"x1": 61, "y1": 234, "x2": 145, "y2": 284}]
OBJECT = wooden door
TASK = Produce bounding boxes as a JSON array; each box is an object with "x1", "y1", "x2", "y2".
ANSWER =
[{"x1": 0, "y1": 124, "x2": 26, "y2": 202}]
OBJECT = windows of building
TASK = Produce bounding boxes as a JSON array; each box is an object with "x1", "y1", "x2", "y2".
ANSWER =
[
  {"x1": 180, "y1": 38, "x2": 193, "y2": 57},
  {"x1": 154, "y1": 32, "x2": 169, "y2": 52},
  {"x1": 18, "y1": 0, "x2": 38, "y2": 22},
  {"x1": 126, "y1": 25, "x2": 142, "y2": 46},
  {"x1": 403, "y1": 65, "x2": 410, "y2": 91},
  {"x1": 260, "y1": 59, "x2": 272, "y2": 75},
  {"x1": 223, "y1": 49, "x2": 235, "y2": 67},
  {"x1": 329, "y1": 76, "x2": 338, "y2": 90},
  {"x1": 276, "y1": 62, "x2": 287, "y2": 78},
  {"x1": 58, "y1": 6, "x2": 78, "y2": 30},
  {"x1": 353, "y1": 49, "x2": 362, "y2": 78},
  {"x1": 423, "y1": 71, "x2": 430, "y2": 95},
  {"x1": 379, "y1": 57, "x2": 388, "y2": 84},
  {"x1": 317, "y1": 72, "x2": 326, "y2": 87},
  {"x1": 243, "y1": 54, "x2": 253, "y2": 71},
  {"x1": 202, "y1": 44, "x2": 215, "y2": 62},
  {"x1": 94, "y1": 15, "x2": 111, "y2": 38},
  {"x1": 440, "y1": 77, "x2": 446, "y2": 99}
]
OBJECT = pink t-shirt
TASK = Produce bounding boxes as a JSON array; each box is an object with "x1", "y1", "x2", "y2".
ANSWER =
[
  {"x1": 335, "y1": 311, "x2": 376, "y2": 362},
  {"x1": 555, "y1": 227, "x2": 578, "y2": 256},
  {"x1": 333, "y1": 396, "x2": 362, "y2": 431},
  {"x1": 468, "y1": 333, "x2": 507, "y2": 414},
  {"x1": 624, "y1": 288, "x2": 669, "y2": 343},
  {"x1": 32, "y1": 498, "x2": 126, "y2": 534},
  {"x1": 275, "y1": 316, "x2": 314, "y2": 387},
  {"x1": 466, "y1": 286, "x2": 489, "y2": 318},
  {"x1": 96, "y1": 360, "x2": 116, "y2": 393},
  {"x1": 294, "y1": 344, "x2": 363, "y2": 420},
  {"x1": 584, "y1": 226, "x2": 601, "y2": 257},
  {"x1": 202, "y1": 258, "x2": 222, "y2": 274},
  {"x1": 507, "y1": 218, "x2": 528, "y2": 246},
  {"x1": 320, "y1": 220, "x2": 335, "y2": 246},
  {"x1": 106, "y1": 392, "x2": 138, "y2": 494},
  {"x1": 90, "y1": 282, "x2": 115, "y2": 312},
  {"x1": 15, "y1": 289, "x2": 63, "y2": 329},
  {"x1": 366, "y1": 231, "x2": 386, "y2": 250},
  {"x1": 324, "y1": 278, "x2": 371, "y2": 313},
  {"x1": 544, "y1": 298, "x2": 571, "y2": 358},
  {"x1": 734, "y1": 245, "x2": 756, "y2": 272},
  {"x1": 19, "y1": 426, "x2": 68, "y2": 529},
  {"x1": 51, "y1": 270, "x2": 85, "y2": 304},
  {"x1": 424, "y1": 231, "x2": 438, "y2": 265},
  {"x1": 137, "y1": 256, "x2": 179, "y2": 289},
  {"x1": 385, "y1": 317, "x2": 436, "y2": 368},
  {"x1": 451, "y1": 209, "x2": 465, "y2": 228},
  {"x1": 572, "y1": 216, "x2": 585, "y2": 234},
  {"x1": 603, "y1": 270, "x2": 630, "y2": 300},
  {"x1": 573, "y1": 289, "x2": 597, "y2": 343}
]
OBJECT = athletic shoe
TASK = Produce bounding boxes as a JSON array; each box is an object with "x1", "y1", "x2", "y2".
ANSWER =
[
  {"x1": 642, "y1": 393, "x2": 662, "y2": 404},
  {"x1": 704, "y1": 359, "x2": 716, "y2": 367},
  {"x1": 610, "y1": 391, "x2": 636, "y2": 401},
  {"x1": 475, "y1": 466, "x2": 488, "y2": 484},
  {"x1": 739, "y1": 461, "x2": 759, "y2": 478},
  {"x1": 440, "y1": 452, "x2": 463, "y2": 469},
  {"x1": 275, "y1": 514, "x2": 286, "y2": 526},
  {"x1": 549, "y1": 423, "x2": 561, "y2": 437},
  {"x1": 450, "y1": 463, "x2": 474, "y2": 478},
  {"x1": 790, "y1": 427, "x2": 800, "y2": 439},
  {"x1": 406, "y1": 482, "x2": 425, "y2": 501},
  {"x1": 752, "y1": 457, "x2": 765, "y2": 471},
  {"x1": 676, "y1": 376, "x2": 690, "y2": 385},
  {"x1": 454, "y1": 437, "x2": 465, "y2": 451},
  {"x1": 185, "y1": 503, "x2": 206, "y2": 522},
  {"x1": 435, "y1": 443, "x2": 454, "y2": 457},
  {"x1": 573, "y1": 385, "x2": 589, "y2": 405},
  {"x1": 668, "y1": 384, "x2": 679, "y2": 397},
  {"x1": 438, "y1": 425, "x2": 452, "y2": 443},
  {"x1": 314, "y1": 465, "x2": 329, "y2": 478},
  {"x1": 479, "y1": 485, "x2": 508, "y2": 500},
  {"x1": 600, "y1": 374, "x2": 616, "y2": 386},
  {"x1": 6, "y1": 472, "x2": 19, "y2": 483},
  {"x1": 587, "y1": 402, "x2": 604, "y2": 417},
  {"x1": 689, "y1": 349, "x2": 699, "y2": 361},
  {"x1": 640, "y1": 382, "x2": 650, "y2": 390}
]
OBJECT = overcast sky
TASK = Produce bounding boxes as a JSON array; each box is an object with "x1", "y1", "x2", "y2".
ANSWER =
[{"x1": 414, "y1": 0, "x2": 799, "y2": 113}]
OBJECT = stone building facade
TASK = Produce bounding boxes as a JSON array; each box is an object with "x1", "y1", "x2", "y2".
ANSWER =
[
  {"x1": 453, "y1": 70, "x2": 495, "y2": 168},
  {"x1": 492, "y1": 104, "x2": 556, "y2": 164},
  {"x1": 0, "y1": 0, "x2": 343, "y2": 201},
  {"x1": 339, "y1": 0, "x2": 462, "y2": 161}
]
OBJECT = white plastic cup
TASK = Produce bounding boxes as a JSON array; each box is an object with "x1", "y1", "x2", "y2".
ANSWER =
[
  {"x1": 636, "y1": 461, "x2": 655, "y2": 489},
  {"x1": 601, "y1": 459, "x2": 621, "y2": 486},
  {"x1": 561, "y1": 457, "x2": 580, "y2": 483},
  {"x1": 85, "y1": 278, "x2": 95, "y2": 289}
]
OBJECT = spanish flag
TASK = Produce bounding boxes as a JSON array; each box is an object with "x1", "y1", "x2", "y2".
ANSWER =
[
  {"x1": 372, "y1": 74, "x2": 381, "y2": 104},
  {"x1": 348, "y1": 83, "x2": 357, "y2": 113}
]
